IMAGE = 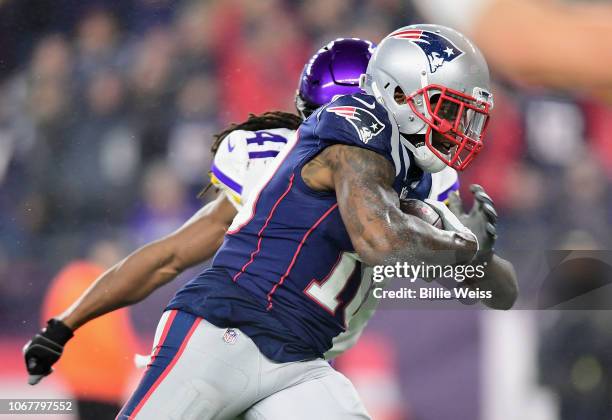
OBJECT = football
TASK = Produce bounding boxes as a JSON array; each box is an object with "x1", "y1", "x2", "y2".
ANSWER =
[{"x1": 399, "y1": 199, "x2": 444, "y2": 229}]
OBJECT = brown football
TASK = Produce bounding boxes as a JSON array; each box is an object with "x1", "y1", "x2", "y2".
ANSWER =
[{"x1": 399, "y1": 198, "x2": 443, "y2": 229}]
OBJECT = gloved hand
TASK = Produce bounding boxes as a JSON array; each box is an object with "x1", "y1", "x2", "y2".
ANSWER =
[
  {"x1": 23, "y1": 319, "x2": 73, "y2": 385},
  {"x1": 447, "y1": 184, "x2": 498, "y2": 263},
  {"x1": 425, "y1": 198, "x2": 477, "y2": 239}
]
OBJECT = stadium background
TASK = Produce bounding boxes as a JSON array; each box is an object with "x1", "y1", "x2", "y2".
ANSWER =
[{"x1": 1, "y1": 0, "x2": 612, "y2": 419}]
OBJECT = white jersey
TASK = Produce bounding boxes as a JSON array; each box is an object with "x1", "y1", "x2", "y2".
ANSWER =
[
  {"x1": 210, "y1": 128, "x2": 296, "y2": 209},
  {"x1": 211, "y1": 128, "x2": 460, "y2": 359}
]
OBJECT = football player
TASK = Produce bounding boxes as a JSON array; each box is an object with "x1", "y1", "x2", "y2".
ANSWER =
[
  {"x1": 121, "y1": 25, "x2": 514, "y2": 419},
  {"x1": 22, "y1": 35, "x2": 442, "y2": 384},
  {"x1": 24, "y1": 37, "x2": 379, "y2": 410},
  {"x1": 26, "y1": 27, "x2": 512, "y2": 418}
]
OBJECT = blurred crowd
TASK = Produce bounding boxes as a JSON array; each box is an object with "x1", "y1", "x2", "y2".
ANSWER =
[
  {"x1": 0, "y1": 0, "x2": 416, "y2": 331},
  {"x1": 1, "y1": 0, "x2": 612, "y2": 419}
]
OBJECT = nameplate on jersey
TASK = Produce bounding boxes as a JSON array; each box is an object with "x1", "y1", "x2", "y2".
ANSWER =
[{"x1": 326, "y1": 106, "x2": 385, "y2": 144}]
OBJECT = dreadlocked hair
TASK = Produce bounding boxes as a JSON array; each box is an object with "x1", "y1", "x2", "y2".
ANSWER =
[
  {"x1": 198, "y1": 111, "x2": 303, "y2": 199},
  {"x1": 210, "y1": 111, "x2": 303, "y2": 155}
]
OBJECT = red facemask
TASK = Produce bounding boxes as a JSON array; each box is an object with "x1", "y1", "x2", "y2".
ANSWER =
[{"x1": 407, "y1": 84, "x2": 492, "y2": 171}]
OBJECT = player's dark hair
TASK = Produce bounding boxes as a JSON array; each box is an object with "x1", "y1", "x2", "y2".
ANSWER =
[{"x1": 198, "y1": 111, "x2": 303, "y2": 198}]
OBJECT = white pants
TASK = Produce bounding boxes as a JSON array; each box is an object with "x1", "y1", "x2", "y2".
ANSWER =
[{"x1": 118, "y1": 310, "x2": 370, "y2": 420}]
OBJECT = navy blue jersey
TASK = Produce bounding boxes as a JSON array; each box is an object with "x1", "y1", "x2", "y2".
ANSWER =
[{"x1": 168, "y1": 93, "x2": 433, "y2": 362}]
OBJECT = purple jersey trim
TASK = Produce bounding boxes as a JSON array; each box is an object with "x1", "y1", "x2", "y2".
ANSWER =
[
  {"x1": 247, "y1": 136, "x2": 288, "y2": 145},
  {"x1": 437, "y1": 179, "x2": 460, "y2": 201},
  {"x1": 211, "y1": 162, "x2": 243, "y2": 194},
  {"x1": 248, "y1": 150, "x2": 280, "y2": 159}
]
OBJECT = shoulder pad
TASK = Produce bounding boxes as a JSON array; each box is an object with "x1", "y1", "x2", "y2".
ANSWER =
[{"x1": 315, "y1": 93, "x2": 394, "y2": 161}]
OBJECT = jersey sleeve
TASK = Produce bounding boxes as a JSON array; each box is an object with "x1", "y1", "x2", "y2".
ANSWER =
[
  {"x1": 210, "y1": 131, "x2": 249, "y2": 209},
  {"x1": 429, "y1": 166, "x2": 460, "y2": 202},
  {"x1": 314, "y1": 94, "x2": 394, "y2": 164}
]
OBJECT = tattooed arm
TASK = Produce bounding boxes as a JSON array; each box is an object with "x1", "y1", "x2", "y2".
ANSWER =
[{"x1": 302, "y1": 144, "x2": 477, "y2": 266}]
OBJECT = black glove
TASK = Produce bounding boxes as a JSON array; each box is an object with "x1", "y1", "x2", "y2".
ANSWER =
[
  {"x1": 447, "y1": 184, "x2": 498, "y2": 263},
  {"x1": 23, "y1": 319, "x2": 73, "y2": 385}
]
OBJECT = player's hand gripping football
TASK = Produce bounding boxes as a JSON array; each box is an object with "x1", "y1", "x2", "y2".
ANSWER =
[
  {"x1": 422, "y1": 197, "x2": 480, "y2": 265},
  {"x1": 447, "y1": 184, "x2": 498, "y2": 263},
  {"x1": 23, "y1": 319, "x2": 74, "y2": 385}
]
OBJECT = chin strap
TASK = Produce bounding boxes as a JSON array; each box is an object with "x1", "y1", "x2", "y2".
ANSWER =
[
  {"x1": 365, "y1": 72, "x2": 450, "y2": 174},
  {"x1": 402, "y1": 132, "x2": 448, "y2": 173},
  {"x1": 405, "y1": 71, "x2": 449, "y2": 173},
  {"x1": 414, "y1": 145, "x2": 447, "y2": 173}
]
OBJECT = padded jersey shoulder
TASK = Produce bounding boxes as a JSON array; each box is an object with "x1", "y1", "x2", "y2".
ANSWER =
[
  {"x1": 313, "y1": 93, "x2": 394, "y2": 164},
  {"x1": 211, "y1": 128, "x2": 295, "y2": 208}
]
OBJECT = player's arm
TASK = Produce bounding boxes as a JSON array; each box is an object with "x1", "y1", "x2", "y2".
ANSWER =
[
  {"x1": 463, "y1": 254, "x2": 517, "y2": 310},
  {"x1": 304, "y1": 144, "x2": 478, "y2": 267},
  {"x1": 23, "y1": 193, "x2": 236, "y2": 384},
  {"x1": 59, "y1": 193, "x2": 236, "y2": 330},
  {"x1": 447, "y1": 186, "x2": 518, "y2": 310}
]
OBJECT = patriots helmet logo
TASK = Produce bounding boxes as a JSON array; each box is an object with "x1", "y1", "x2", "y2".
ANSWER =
[
  {"x1": 389, "y1": 29, "x2": 464, "y2": 73},
  {"x1": 326, "y1": 106, "x2": 385, "y2": 144}
]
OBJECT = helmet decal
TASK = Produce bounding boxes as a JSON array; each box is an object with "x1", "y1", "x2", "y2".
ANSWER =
[
  {"x1": 367, "y1": 24, "x2": 491, "y2": 171},
  {"x1": 389, "y1": 29, "x2": 464, "y2": 73},
  {"x1": 327, "y1": 106, "x2": 385, "y2": 144}
]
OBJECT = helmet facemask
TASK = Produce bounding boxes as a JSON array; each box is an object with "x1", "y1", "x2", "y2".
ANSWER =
[
  {"x1": 407, "y1": 84, "x2": 493, "y2": 171},
  {"x1": 364, "y1": 24, "x2": 494, "y2": 172},
  {"x1": 363, "y1": 72, "x2": 493, "y2": 173}
]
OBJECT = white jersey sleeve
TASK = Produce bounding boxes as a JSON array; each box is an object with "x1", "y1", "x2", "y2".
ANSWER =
[
  {"x1": 325, "y1": 166, "x2": 461, "y2": 360},
  {"x1": 210, "y1": 128, "x2": 296, "y2": 210},
  {"x1": 429, "y1": 166, "x2": 460, "y2": 202}
]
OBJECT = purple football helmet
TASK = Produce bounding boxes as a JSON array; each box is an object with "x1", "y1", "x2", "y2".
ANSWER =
[{"x1": 296, "y1": 38, "x2": 375, "y2": 119}]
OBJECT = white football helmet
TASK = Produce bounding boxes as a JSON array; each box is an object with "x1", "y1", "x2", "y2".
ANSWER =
[{"x1": 361, "y1": 24, "x2": 494, "y2": 172}]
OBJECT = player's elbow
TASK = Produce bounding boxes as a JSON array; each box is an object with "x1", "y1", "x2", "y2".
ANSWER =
[
  {"x1": 353, "y1": 230, "x2": 396, "y2": 267},
  {"x1": 486, "y1": 258, "x2": 519, "y2": 310},
  {"x1": 487, "y1": 285, "x2": 517, "y2": 311},
  {"x1": 147, "y1": 239, "x2": 188, "y2": 289},
  {"x1": 161, "y1": 247, "x2": 190, "y2": 280}
]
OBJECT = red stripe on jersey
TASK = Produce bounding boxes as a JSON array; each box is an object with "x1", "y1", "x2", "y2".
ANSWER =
[
  {"x1": 266, "y1": 202, "x2": 339, "y2": 310},
  {"x1": 233, "y1": 174, "x2": 295, "y2": 283},
  {"x1": 227, "y1": 129, "x2": 300, "y2": 235}
]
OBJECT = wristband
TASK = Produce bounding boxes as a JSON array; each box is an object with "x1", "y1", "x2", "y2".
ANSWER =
[{"x1": 43, "y1": 319, "x2": 74, "y2": 346}]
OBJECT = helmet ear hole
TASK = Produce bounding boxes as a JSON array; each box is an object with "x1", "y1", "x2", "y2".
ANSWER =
[{"x1": 393, "y1": 86, "x2": 407, "y2": 105}]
